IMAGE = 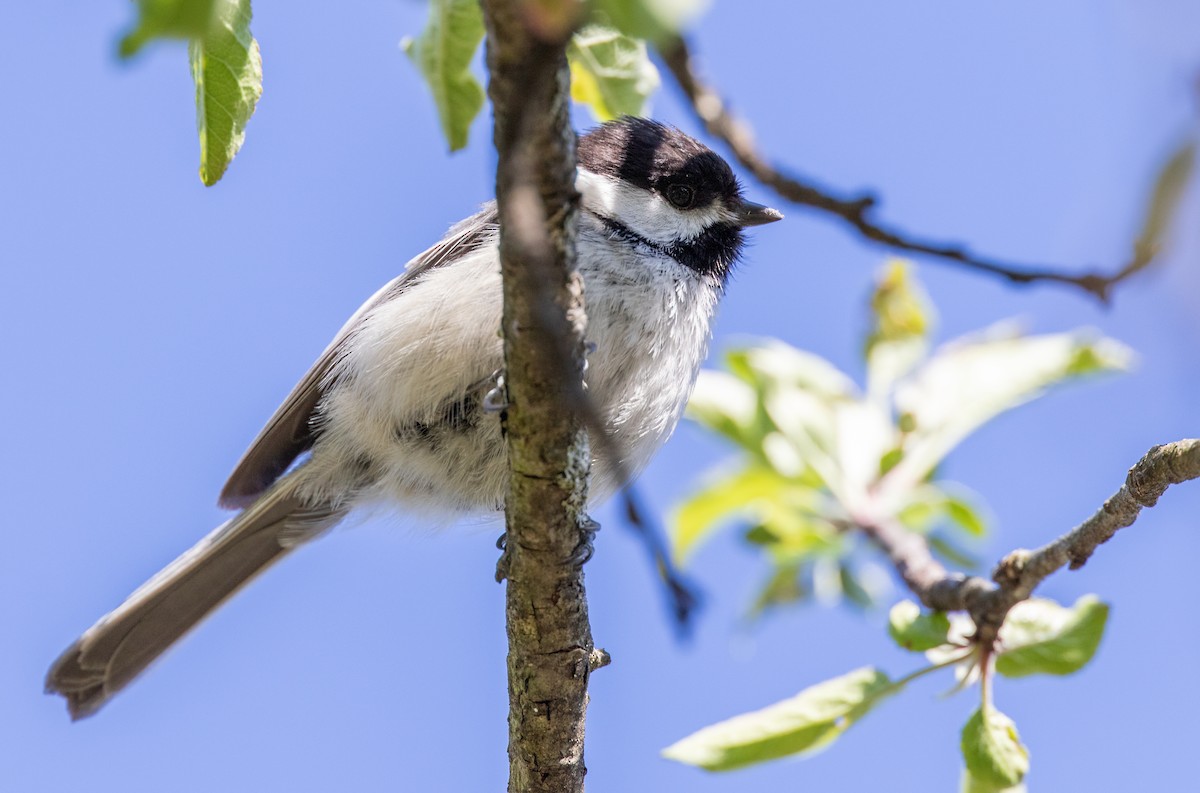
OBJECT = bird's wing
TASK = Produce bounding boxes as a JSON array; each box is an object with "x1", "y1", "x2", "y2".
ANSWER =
[{"x1": 218, "y1": 204, "x2": 499, "y2": 509}]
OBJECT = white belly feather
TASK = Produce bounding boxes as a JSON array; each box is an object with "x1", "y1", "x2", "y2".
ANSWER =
[{"x1": 294, "y1": 218, "x2": 721, "y2": 515}]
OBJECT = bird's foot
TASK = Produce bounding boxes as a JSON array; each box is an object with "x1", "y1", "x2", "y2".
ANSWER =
[
  {"x1": 494, "y1": 531, "x2": 509, "y2": 582},
  {"x1": 565, "y1": 516, "x2": 600, "y2": 567}
]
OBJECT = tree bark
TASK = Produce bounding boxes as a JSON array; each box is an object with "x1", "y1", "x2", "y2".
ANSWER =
[{"x1": 480, "y1": 2, "x2": 596, "y2": 791}]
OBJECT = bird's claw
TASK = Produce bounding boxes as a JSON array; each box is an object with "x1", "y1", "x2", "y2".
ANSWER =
[
  {"x1": 496, "y1": 517, "x2": 598, "y2": 580},
  {"x1": 565, "y1": 517, "x2": 600, "y2": 567},
  {"x1": 495, "y1": 531, "x2": 510, "y2": 582}
]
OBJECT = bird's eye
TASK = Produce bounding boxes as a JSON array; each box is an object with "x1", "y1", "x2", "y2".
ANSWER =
[{"x1": 666, "y1": 183, "x2": 695, "y2": 209}]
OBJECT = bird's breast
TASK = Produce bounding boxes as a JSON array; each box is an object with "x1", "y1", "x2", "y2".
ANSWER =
[
  {"x1": 299, "y1": 225, "x2": 721, "y2": 514},
  {"x1": 577, "y1": 228, "x2": 722, "y2": 500}
]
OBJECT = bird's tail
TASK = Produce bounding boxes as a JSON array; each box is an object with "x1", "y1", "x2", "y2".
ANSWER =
[{"x1": 46, "y1": 479, "x2": 346, "y2": 720}]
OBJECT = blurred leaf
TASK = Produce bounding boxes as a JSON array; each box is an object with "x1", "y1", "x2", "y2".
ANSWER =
[
  {"x1": 568, "y1": 22, "x2": 660, "y2": 120},
  {"x1": 996, "y1": 596, "x2": 1109, "y2": 678},
  {"x1": 839, "y1": 562, "x2": 875, "y2": 609},
  {"x1": 830, "y1": 399, "x2": 897, "y2": 509},
  {"x1": 753, "y1": 503, "x2": 842, "y2": 561},
  {"x1": 748, "y1": 561, "x2": 807, "y2": 616},
  {"x1": 961, "y1": 769, "x2": 1028, "y2": 793},
  {"x1": 878, "y1": 446, "x2": 904, "y2": 476},
  {"x1": 189, "y1": 0, "x2": 261, "y2": 186},
  {"x1": 711, "y1": 340, "x2": 860, "y2": 492},
  {"x1": 762, "y1": 388, "x2": 842, "y2": 491},
  {"x1": 671, "y1": 466, "x2": 796, "y2": 565},
  {"x1": 687, "y1": 369, "x2": 764, "y2": 448},
  {"x1": 593, "y1": 0, "x2": 710, "y2": 44},
  {"x1": 895, "y1": 484, "x2": 988, "y2": 538},
  {"x1": 662, "y1": 667, "x2": 893, "y2": 771},
  {"x1": 865, "y1": 260, "x2": 933, "y2": 398},
  {"x1": 720, "y1": 341, "x2": 898, "y2": 512},
  {"x1": 868, "y1": 260, "x2": 932, "y2": 346},
  {"x1": 761, "y1": 433, "x2": 824, "y2": 482},
  {"x1": 944, "y1": 492, "x2": 987, "y2": 537},
  {"x1": 882, "y1": 326, "x2": 1132, "y2": 503},
  {"x1": 811, "y1": 555, "x2": 844, "y2": 605},
  {"x1": 1135, "y1": 138, "x2": 1196, "y2": 258},
  {"x1": 744, "y1": 523, "x2": 776, "y2": 547},
  {"x1": 961, "y1": 706, "x2": 1030, "y2": 788},
  {"x1": 119, "y1": 0, "x2": 217, "y2": 57},
  {"x1": 896, "y1": 490, "x2": 939, "y2": 532},
  {"x1": 731, "y1": 341, "x2": 858, "y2": 399},
  {"x1": 928, "y1": 533, "x2": 982, "y2": 570},
  {"x1": 403, "y1": 0, "x2": 485, "y2": 152},
  {"x1": 888, "y1": 600, "x2": 952, "y2": 652}
]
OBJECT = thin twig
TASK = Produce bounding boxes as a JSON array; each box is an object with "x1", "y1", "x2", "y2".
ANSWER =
[
  {"x1": 621, "y1": 489, "x2": 702, "y2": 634},
  {"x1": 859, "y1": 439, "x2": 1200, "y2": 646},
  {"x1": 658, "y1": 36, "x2": 1157, "y2": 303}
]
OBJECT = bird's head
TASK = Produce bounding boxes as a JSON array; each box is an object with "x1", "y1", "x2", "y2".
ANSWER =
[{"x1": 576, "y1": 116, "x2": 782, "y2": 281}]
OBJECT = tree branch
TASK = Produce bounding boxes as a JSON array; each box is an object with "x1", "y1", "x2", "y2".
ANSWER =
[
  {"x1": 658, "y1": 36, "x2": 1157, "y2": 303},
  {"x1": 480, "y1": 2, "x2": 595, "y2": 792},
  {"x1": 861, "y1": 439, "x2": 1200, "y2": 645}
]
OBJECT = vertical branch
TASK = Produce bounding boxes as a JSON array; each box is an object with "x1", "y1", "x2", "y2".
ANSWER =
[{"x1": 480, "y1": 2, "x2": 594, "y2": 792}]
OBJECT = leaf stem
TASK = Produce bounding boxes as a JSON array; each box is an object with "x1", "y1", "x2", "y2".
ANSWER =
[
  {"x1": 980, "y1": 649, "x2": 995, "y2": 711},
  {"x1": 889, "y1": 649, "x2": 975, "y2": 694}
]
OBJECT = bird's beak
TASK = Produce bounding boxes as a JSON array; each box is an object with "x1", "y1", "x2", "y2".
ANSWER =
[{"x1": 734, "y1": 199, "x2": 784, "y2": 227}]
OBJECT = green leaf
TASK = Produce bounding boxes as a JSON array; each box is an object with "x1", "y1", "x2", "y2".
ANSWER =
[
  {"x1": 1135, "y1": 138, "x2": 1196, "y2": 258},
  {"x1": 119, "y1": 0, "x2": 217, "y2": 57},
  {"x1": 888, "y1": 600, "x2": 952, "y2": 652},
  {"x1": 880, "y1": 326, "x2": 1132, "y2": 502},
  {"x1": 593, "y1": 0, "x2": 710, "y2": 44},
  {"x1": 403, "y1": 0, "x2": 485, "y2": 152},
  {"x1": 670, "y1": 466, "x2": 795, "y2": 565},
  {"x1": 662, "y1": 667, "x2": 893, "y2": 771},
  {"x1": 188, "y1": 0, "x2": 261, "y2": 186},
  {"x1": 961, "y1": 769, "x2": 1028, "y2": 793},
  {"x1": 568, "y1": 22, "x2": 660, "y2": 121},
  {"x1": 961, "y1": 706, "x2": 1030, "y2": 788},
  {"x1": 995, "y1": 596, "x2": 1109, "y2": 678}
]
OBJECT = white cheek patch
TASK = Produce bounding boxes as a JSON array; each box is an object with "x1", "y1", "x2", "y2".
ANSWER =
[{"x1": 576, "y1": 169, "x2": 733, "y2": 245}]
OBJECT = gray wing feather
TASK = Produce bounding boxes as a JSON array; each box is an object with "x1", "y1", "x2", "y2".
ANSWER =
[{"x1": 218, "y1": 205, "x2": 499, "y2": 509}]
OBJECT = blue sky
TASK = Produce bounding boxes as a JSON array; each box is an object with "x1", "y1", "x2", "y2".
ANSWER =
[{"x1": 3, "y1": 1, "x2": 1198, "y2": 790}]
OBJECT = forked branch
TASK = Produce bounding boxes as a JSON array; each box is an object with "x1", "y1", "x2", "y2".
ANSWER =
[{"x1": 860, "y1": 440, "x2": 1200, "y2": 645}]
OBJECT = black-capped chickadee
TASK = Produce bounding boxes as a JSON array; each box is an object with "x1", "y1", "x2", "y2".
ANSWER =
[{"x1": 46, "y1": 117, "x2": 782, "y2": 719}]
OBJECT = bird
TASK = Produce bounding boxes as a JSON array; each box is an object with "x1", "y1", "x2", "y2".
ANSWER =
[{"x1": 45, "y1": 116, "x2": 782, "y2": 720}]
